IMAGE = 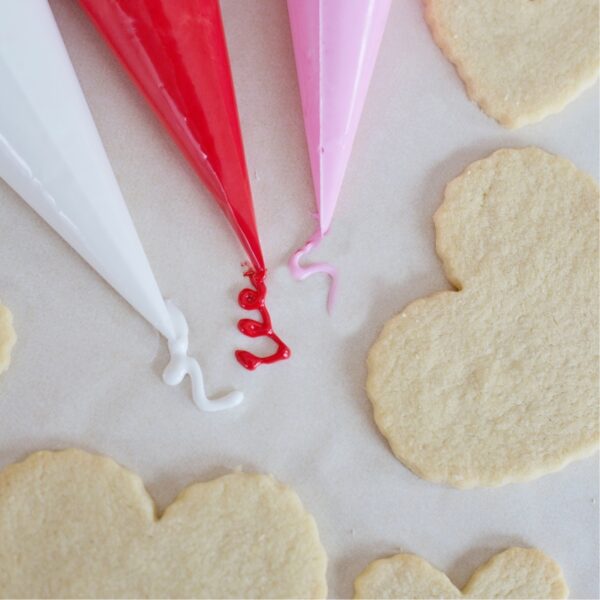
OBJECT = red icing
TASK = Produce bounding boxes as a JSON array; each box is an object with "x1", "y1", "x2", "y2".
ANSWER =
[
  {"x1": 79, "y1": 0, "x2": 265, "y2": 270},
  {"x1": 235, "y1": 269, "x2": 290, "y2": 370}
]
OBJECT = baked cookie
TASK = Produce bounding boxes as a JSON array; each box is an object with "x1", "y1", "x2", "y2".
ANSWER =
[
  {"x1": 354, "y1": 548, "x2": 568, "y2": 599},
  {"x1": 0, "y1": 303, "x2": 15, "y2": 375},
  {"x1": 367, "y1": 148, "x2": 599, "y2": 487},
  {"x1": 424, "y1": 0, "x2": 600, "y2": 128},
  {"x1": 0, "y1": 449, "x2": 327, "y2": 598}
]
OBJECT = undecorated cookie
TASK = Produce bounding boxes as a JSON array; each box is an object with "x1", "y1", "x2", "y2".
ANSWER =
[
  {"x1": 367, "y1": 148, "x2": 599, "y2": 488},
  {"x1": 0, "y1": 449, "x2": 327, "y2": 599},
  {"x1": 0, "y1": 303, "x2": 15, "y2": 375},
  {"x1": 424, "y1": 0, "x2": 600, "y2": 128},
  {"x1": 354, "y1": 548, "x2": 568, "y2": 599}
]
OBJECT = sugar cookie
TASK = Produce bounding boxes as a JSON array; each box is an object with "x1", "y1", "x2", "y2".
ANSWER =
[
  {"x1": 0, "y1": 303, "x2": 15, "y2": 375},
  {"x1": 424, "y1": 0, "x2": 600, "y2": 128},
  {"x1": 0, "y1": 449, "x2": 327, "y2": 598},
  {"x1": 354, "y1": 548, "x2": 568, "y2": 599},
  {"x1": 367, "y1": 148, "x2": 599, "y2": 487}
]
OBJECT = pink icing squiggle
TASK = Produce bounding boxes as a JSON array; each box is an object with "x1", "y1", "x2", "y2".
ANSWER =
[{"x1": 288, "y1": 228, "x2": 338, "y2": 313}]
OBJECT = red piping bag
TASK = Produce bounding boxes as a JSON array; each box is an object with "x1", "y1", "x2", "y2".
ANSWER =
[{"x1": 78, "y1": 0, "x2": 289, "y2": 369}]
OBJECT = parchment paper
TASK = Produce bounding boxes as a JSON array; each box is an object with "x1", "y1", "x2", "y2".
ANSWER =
[{"x1": 0, "y1": 1, "x2": 598, "y2": 597}]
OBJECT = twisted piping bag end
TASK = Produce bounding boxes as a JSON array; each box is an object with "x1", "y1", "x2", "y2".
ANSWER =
[
  {"x1": 162, "y1": 300, "x2": 243, "y2": 412},
  {"x1": 288, "y1": 227, "x2": 338, "y2": 313}
]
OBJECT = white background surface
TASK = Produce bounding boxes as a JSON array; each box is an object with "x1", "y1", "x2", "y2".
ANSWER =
[{"x1": 1, "y1": 1, "x2": 598, "y2": 597}]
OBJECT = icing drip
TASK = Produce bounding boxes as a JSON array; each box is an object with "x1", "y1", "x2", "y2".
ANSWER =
[
  {"x1": 235, "y1": 269, "x2": 291, "y2": 370},
  {"x1": 162, "y1": 300, "x2": 243, "y2": 411},
  {"x1": 289, "y1": 227, "x2": 338, "y2": 312}
]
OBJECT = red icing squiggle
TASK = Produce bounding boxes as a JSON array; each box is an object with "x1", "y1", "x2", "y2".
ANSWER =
[{"x1": 235, "y1": 269, "x2": 291, "y2": 370}]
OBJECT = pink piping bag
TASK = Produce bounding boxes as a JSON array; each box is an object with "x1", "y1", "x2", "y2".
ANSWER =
[
  {"x1": 287, "y1": 0, "x2": 391, "y2": 310},
  {"x1": 0, "y1": 0, "x2": 242, "y2": 411}
]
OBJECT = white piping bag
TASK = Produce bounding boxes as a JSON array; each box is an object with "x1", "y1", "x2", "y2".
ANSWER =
[{"x1": 0, "y1": 0, "x2": 241, "y2": 411}]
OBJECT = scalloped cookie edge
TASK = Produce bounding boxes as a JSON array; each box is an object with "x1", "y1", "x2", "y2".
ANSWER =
[
  {"x1": 423, "y1": 0, "x2": 600, "y2": 128},
  {"x1": 353, "y1": 548, "x2": 568, "y2": 599},
  {"x1": 0, "y1": 303, "x2": 16, "y2": 375},
  {"x1": 0, "y1": 448, "x2": 328, "y2": 598},
  {"x1": 366, "y1": 147, "x2": 600, "y2": 488}
]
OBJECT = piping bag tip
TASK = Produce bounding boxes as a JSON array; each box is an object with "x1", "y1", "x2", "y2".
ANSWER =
[
  {"x1": 235, "y1": 268, "x2": 291, "y2": 370},
  {"x1": 288, "y1": 229, "x2": 338, "y2": 313},
  {"x1": 162, "y1": 300, "x2": 243, "y2": 412}
]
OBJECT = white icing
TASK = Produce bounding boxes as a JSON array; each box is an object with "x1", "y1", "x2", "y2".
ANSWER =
[
  {"x1": 162, "y1": 300, "x2": 243, "y2": 412},
  {"x1": 0, "y1": 1, "x2": 176, "y2": 340}
]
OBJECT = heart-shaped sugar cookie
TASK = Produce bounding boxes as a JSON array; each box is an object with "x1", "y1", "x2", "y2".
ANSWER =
[
  {"x1": 367, "y1": 148, "x2": 599, "y2": 488},
  {"x1": 0, "y1": 303, "x2": 15, "y2": 375},
  {"x1": 353, "y1": 548, "x2": 568, "y2": 599},
  {"x1": 0, "y1": 449, "x2": 327, "y2": 598},
  {"x1": 424, "y1": 0, "x2": 600, "y2": 128}
]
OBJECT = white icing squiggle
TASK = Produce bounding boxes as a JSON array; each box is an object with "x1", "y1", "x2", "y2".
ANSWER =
[{"x1": 162, "y1": 300, "x2": 243, "y2": 412}]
